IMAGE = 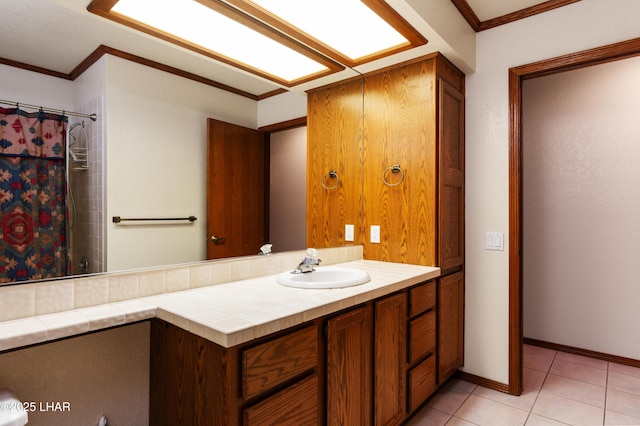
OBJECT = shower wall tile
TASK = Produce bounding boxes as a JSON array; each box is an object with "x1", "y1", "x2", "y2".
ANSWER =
[{"x1": 69, "y1": 96, "x2": 105, "y2": 278}]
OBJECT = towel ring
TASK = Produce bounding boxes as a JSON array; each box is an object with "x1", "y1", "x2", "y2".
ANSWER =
[
  {"x1": 322, "y1": 170, "x2": 340, "y2": 190},
  {"x1": 383, "y1": 164, "x2": 404, "y2": 187}
]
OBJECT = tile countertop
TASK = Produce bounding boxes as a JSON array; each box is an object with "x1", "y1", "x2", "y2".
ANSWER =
[{"x1": 0, "y1": 260, "x2": 440, "y2": 352}]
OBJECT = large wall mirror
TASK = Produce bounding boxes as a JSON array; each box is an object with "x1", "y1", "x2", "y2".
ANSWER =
[{"x1": 0, "y1": 1, "x2": 366, "y2": 286}]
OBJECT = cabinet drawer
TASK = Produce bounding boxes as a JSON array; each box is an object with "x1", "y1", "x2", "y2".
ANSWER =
[
  {"x1": 243, "y1": 374, "x2": 319, "y2": 426},
  {"x1": 409, "y1": 281, "x2": 436, "y2": 317},
  {"x1": 408, "y1": 355, "x2": 437, "y2": 412},
  {"x1": 409, "y1": 310, "x2": 436, "y2": 363},
  {"x1": 242, "y1": 325, "x2": 318, "y2": 400}
]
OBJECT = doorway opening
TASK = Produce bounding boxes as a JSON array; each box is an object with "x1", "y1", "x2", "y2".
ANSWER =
[
  {"x1": 508, "y1": 38, "x2": 640, "y2": 395},
  {"x1": 264, "y1": 121, "x2": 307, "y2": 252}
]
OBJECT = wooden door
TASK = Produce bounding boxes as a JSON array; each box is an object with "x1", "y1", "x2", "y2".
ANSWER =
[
  {"x1": 438, "y1": 271, "x2": 464, "y2": 382},
  {"x1": 374, "y1": 293, "x2": 407, "y2": 426},
  {"x1": 206, "y1": 119, "x2": 266, "y2": 259},
  {"x1": 326, "y1": 305, "x2": 372, "y2": 426}
]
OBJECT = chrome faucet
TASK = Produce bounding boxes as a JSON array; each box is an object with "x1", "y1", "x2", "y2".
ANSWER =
[{"x1": 294, "y1": 248, "x2": 321, "y2": 274}]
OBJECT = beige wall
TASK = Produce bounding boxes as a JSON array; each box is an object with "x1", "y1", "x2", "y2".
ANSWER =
[
  {"x1": 269, "y1": 126, "x2": 307, "y2": 252},
  {"x1": 522, "y1": 56, "x2": 640, "y2": 359},
  {"x1": 465, "y1": 0, "x2": 640, "y2": 383},
  {"x1": 105, "y1": 55, "x2": 256, "y2": 272},
  {"x1": 0, "y1": 322, "x2": 149, "y2": 426}
]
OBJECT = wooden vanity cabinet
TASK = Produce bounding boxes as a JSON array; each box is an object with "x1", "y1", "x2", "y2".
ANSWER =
[
  {"x1": 326, "y1": 305, "x2": 373, "y2": 426},
  {"x1": 150, "y1": 320, "x2": 323, "y2": 426},
  {"x1": 149, "y1": 279, "x2": 452, "y2": 426},
  {"x1": 407, "y1": 280, "x2": 438, "y2": 413},
  {"x1": 374, "y1": 293, "x2": 407, "y2": 425},
  {"x1": 327, "y1": 283, "x2": 440, "y2": 426},
  {"x1": 438, "y1": 271, "x2": 465, "y2": 383}
]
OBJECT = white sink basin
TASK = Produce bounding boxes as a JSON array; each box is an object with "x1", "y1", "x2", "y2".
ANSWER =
[{"x1": 277, "y1": 266, "x2": 371, "y2": 289}]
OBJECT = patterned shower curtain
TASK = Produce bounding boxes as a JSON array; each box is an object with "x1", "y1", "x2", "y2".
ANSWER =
[{"x1": 0, "y1": 107, "x2": 70, "y2": 283}]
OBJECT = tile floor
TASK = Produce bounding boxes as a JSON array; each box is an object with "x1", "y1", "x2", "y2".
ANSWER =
[{"x1": 406, "y1": 344, "x2": 640, "y2": 425}]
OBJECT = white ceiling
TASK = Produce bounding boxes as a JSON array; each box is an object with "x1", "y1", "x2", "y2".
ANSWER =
[{"x1": 0, "y1": 0, "x2": 554, "y2": 97}]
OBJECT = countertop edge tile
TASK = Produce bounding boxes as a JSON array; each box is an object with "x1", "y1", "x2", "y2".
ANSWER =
[
  {"x1": 37, "y1": 311, "x2": 91, "y2": 342},
  {"x1": 0, "y1": 318, "x2": 48, "y2": 352}
]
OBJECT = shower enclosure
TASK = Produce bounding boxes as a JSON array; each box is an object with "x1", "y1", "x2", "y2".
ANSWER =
[
  {"x1": 0, "y1": 99, "x2": 103, "y2": 283},
  {"x1": 67, "y1": 121, "x2": 90, "y2": 274},
  {"x1": 66, "y1": 103, "x2": 104, "y2": 277}
]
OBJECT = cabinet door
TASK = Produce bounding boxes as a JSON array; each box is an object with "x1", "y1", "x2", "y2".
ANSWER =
[
  {"x1": 438, "y1": 271, "x2": 464, "y2": 382},
  {"x1": 438, "y1": 79, "x2": 465, "y2": 271},
  {"x1": 362, "y1": 59, "x2": 438, "y2": 266},
  {"x1": 326, "y1": 305, "x2": 373, "y2": 426},
  {"x1": 150, "y1": 320, "x2": 229, "y2": 426},
  {"x1": 306, "y1": 80, "x2": 363, "y2": 248},
  {"x1": 374, "y1": 293, "x2": 407, "y2": 426}
]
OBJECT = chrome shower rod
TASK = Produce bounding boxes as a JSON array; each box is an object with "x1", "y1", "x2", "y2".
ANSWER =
[{"x1": 0, "y1": 98, "x2": 97, "y2": 121}]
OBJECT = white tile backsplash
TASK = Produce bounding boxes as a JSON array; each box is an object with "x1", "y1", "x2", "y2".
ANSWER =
[
  {"x1": 0, "y1": 284, "x2": 36, "y2": 321},
  {"x1": 0, "y1": 246, "x2": 363, "y2": 322}
]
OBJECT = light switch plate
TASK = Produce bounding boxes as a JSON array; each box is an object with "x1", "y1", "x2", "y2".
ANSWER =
[
  {"x1": 485, "y1": 232, "x2": 495, "y2": 250},
  {"x1": 485, "y1": 232, "x2": 504, "y2": 251},
  {"x1": 345, "y1": 224, "x2": 354, "y2": 242},
  {"x1": 370, "y1": 225, "x2": 380, "y2": 243}
]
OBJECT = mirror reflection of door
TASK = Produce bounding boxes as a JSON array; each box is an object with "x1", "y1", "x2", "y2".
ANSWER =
[{"x1": 206, "y1": 119, "x2": 266, "y2": 259}]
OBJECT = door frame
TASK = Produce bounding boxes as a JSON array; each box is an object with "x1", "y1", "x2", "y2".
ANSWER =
[{"x1": 508, "y1": 37, "x2": 640, "y2": 395}]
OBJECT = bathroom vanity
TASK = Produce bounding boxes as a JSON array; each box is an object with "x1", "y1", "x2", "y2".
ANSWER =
[
  {"x1": 0, "y1": 249, "x2": 462, "y2": 425},
  {"x1": 148, "y1": 265, "x2": 463, "y2": 426}
]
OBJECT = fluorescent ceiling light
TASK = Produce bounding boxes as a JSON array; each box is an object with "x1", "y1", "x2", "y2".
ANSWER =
[
  {"x1": 247, "y1": 0, "x2": 408, "y2": 61},
  {"x1": 90, "y1": 0, "x2": 341, "y2": 86},
  {"x1": 226, "y1": 0, "x2": 428, "y2": 67},
  {"x1": 89, "y1": 0, "x2": 426, "y2": 87}
]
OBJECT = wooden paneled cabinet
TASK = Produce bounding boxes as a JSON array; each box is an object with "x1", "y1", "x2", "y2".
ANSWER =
[
  {"x1": 307, "y1": 53, "x2": 465, "y2": 274},
  {"x1": 150, "y1": 320, "x2": 323, "y2": 426},
  {"x1": 373, "y1": 293, "x2": 407, "y2": 425},
  {"x1": 326, "y1": 305, "x2": 373, "y2": 425},
  {"x1": 150, "y1": 278, "x2": 462, "y2": 425},
  {"x1": 438, "y1": 271, "x2": 465, "y2": 382}
]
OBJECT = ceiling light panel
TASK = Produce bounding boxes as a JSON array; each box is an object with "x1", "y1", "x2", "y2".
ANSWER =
[
  {"x1": 88, "y1": 0, "x2": 343, "y2": 86},
  {"x1": 226, "y1": 0, "x2": 428, "y2": 67}
]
